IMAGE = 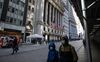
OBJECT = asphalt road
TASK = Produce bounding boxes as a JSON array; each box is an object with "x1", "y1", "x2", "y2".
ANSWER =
[{"x1": 0, "y1": 45, "x2": 48, "y2": 62}]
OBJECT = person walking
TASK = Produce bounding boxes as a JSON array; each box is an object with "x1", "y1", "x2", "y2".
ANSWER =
[
  {"x1": 59, "y1": 36, "x2": 78, "y2": 62},
  {"x1": 11, "y1": 36, "x2": 19, "y2": 55},
  {"x1": 47, "y1": 42, "x2": 59, "y2": 62}
]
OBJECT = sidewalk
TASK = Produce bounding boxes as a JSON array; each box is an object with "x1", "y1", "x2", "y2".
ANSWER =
[
  {"x1": 69, "y1": 40, "x2": 88, "y2": 62},
  {"x1": 91, "y1": 41, "x2": 100, "y2": 62},
  {"x1": 77, "y1": 45, "x2": 88, "y2": 62}
]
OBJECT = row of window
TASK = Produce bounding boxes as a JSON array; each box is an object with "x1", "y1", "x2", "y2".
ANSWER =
[
  {"x1": 43, "y1": 27, "x2": 63, "y2": 35},
  {"x1": 10, "y1": 0, "x2": 25, "y2": 7},
  {"x1": 8, "y1": 6, "x2": 24, "y2": 16},
  {"x1": 6, "y1": 16, "x2": 22, "y2": 26},
  {"x1": 28, "y1": 5, "x2": 34, "y2": 12},
  {"x1": 0, "y1": 2, "x2": 3, "y2": 8},
  {"x1": 29, "y1": 0, "x2": 35, "y2": 5},
  {"x1": 44, "y1": 2, "x2": 62, "y2": 26}
]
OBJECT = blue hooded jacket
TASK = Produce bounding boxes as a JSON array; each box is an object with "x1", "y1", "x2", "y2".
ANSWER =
[{"x1": 47, "y1": 42, "x2": 59, "y2": 62}]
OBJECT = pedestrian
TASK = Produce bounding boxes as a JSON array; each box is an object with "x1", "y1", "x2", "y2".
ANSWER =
[
  {"x1": 11, "y1": 36, "x2": 19, "y2": 55},
  {"x1": 0, "y1": 37, "x2": 3, "y2": 48},
  {"x1": 59, "y1": 35, "x2": 78, "y2": 62},
  {"x1": 47, "y1": 42, "x2": 59, "y2": 62},
  {"x1": 83, "y1": 39, "x2": 86, "y2": 46}
]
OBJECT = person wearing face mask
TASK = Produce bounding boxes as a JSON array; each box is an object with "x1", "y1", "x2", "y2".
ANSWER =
[
  {"x1": 47, "y1": 42, "x2": 59, "y2": 62},
  {"x1": 59, "y1": 35, "x2": 78, "y2": 62}
]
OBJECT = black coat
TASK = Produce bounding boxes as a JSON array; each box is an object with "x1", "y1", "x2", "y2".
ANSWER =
[
  {"x1": 12, "y1": 38, "x2": 18, "y2": 48},
  {"x1": 59, "y1": 44, "x2": 78, "y2": 62}
]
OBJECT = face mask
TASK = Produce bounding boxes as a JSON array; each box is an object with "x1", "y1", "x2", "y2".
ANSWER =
[
  {"x1": 50, "y1": 47, "x2": 53, "y2": 50},
  {"x1": 62, "y1": 41, "x2": 65, "y2": 44}
]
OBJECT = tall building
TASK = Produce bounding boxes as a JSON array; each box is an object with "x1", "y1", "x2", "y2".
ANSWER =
[
  {"x1": 60, "y1": 0, "x2": 78, "y2": 40},
  {"x1": 61, "y1": 0, "x2": 70, "y2": 38},
  {"x1": 0, "y1": 0, "x2": 78, "y2": 42},
  {"x1": 68, "y1": 3, "x2": 78, "y2": 40},
  {"x1": 34, "y1": 0, "x2": 64, "y2": 42},
  {"x1": 0, "y1": 0, "x2": 25, "y2": 38}
]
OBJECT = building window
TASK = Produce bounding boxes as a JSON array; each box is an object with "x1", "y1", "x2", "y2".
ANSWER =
[
  {"x1": 21, "y1": 12, "x2": 24, "y2": 16},
  {"x1": 13, "y1": 0, "x2": 19, "y2": 4},
  {"x1": 52, "y1": 29, "x2": 53, "y2": 33},
  {"x1": 6, "y1": 16, "x2": 10, "y2": 23},
  {"x1": 47, "y1": 3, "x2": 50, "y2": 25},
  {"x1": 8, "y1": 7, "x2": 10, "y2": 11},
  {"x1": 10, "y1": 0, "x2": 13, "y2": 2},
  {"x1": 66, "y1": 1, "x2": 69, "y2": 11},
  {"x1": 15, "y1": 19, "x2": 19, "y2": 25},
  {"x1": 17, "y1": 10, "x2": 23, "y2": 16},
  {"x1": 20, "y1": 20, "x2": 22, "y2": 25},
  {"x1": 19, "y1": 11, "x2": 21, "y2": 15},
  {"x1": 8, "y1": 7, "x2": 16, "y2": 13},
  {"x1": 43, "y1": 27, "x2": 45, "y2": 31},
  {"x1": 10, "y1": 18, "x2": 13, "y2": 23},
  {"x1": 0, "y1": 2, "x2": 2, "y2": 8},
  {"x1": 15, "y1": 9, "x2": 18, "y2": 14},
  {"x1": 12, "y1": 8, "x2": 15, "y2": 13},
  {"x1": 19, "y1": 1, "x2": 25, "y2": 7},
  {"x1": 51, "y1": 5, "x2": 53, "y2": 22},
  {"x1": 32, "y1": 8, "x2": 34, "y2": 12},
  {"x1": 13, "y1": 19, "x2": 16, "y2": 23},
  {"x1": 29, "y1": 0, "x2": 31, "y2": 3},
  {"x1": 53, "y1": 8, "x2": 56, "y2": 23},
  {"x1": 33, "y1": 0, "x2": 35, "y2": 5},
  {"x1": 8, "y1": 6, "x2": 12, "y2": 12},
  {"x1": 28, "y1": 6, "x2": 31, "y2": 11},
  {"x1": 48, "y1": 28, "x2": 50, "y2": 32},
  {"x1": 43, "y1": 0, "x2": 46, "y2": 23}
]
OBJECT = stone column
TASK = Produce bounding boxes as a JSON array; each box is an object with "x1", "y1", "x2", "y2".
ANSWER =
[
  {"x1": 45, "y1": 1, "x2": 49, "y2": 25},
  {"x1": 52, "y1": 7, "x2": 55, "y2": 23},
  {"x1": 34, "y1": 0, "x2": 45, "y2": 35}
]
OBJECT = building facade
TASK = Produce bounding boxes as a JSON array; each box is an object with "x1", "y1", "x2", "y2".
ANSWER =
[
  {"x1": 68, "y1": 3, "x2": 78, "y2": 40},
  {"x1": 0, "y1": 0, "x2": 25, "y2": 38},
  {"x1": 0, "y1": 0, "x2": 78, "y2": 42},
  {"x1": 25, "y1": 0, "x2": 35, "y2": 35},
  {"x1": 29, "y1": 0, "x2": 78, "y2": 41},
  {"x1": 33, "y1": 0, "x2": 64, "y2": 42},
  {"x1": 60, "y1": 0, "x2": 78, "y2": 40},
  {"x1": 61, "y1": 0, "x2": 70, "y2": 38}
]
